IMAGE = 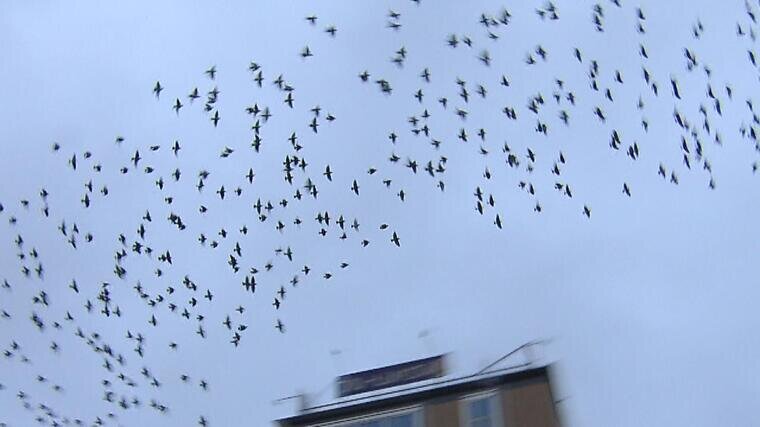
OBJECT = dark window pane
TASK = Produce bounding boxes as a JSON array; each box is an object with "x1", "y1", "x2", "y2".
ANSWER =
[
  {"x1": 389, "y1": 413, "x2": 413, "y2": 427},
  {"x1": 470, "y1": 397, "x2": 490, "y2": 418}
]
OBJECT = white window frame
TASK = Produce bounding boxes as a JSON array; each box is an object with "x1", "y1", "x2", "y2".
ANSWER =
[
  {"x1": 310, "y1": 404, "x2": 424, "y2": 427},
  {"x1": 459, "y1": 389, "x2": 504, "y2": 427}
]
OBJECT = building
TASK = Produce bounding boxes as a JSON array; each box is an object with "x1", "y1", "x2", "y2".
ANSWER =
[{"x1": 276, "y1": 346, "x2": 561, "y2": 427}]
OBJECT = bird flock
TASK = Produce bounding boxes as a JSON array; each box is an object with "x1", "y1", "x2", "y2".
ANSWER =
[{"x1": 2, "y1": 1, "x2": 760, "y2": 425}]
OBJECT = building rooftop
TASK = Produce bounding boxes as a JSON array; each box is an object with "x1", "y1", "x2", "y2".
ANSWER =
[{"x1": 277, "y1": 363, "x2": 552, "y2": 426}]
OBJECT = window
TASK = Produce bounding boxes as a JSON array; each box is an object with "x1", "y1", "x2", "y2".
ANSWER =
[
  {"x1": 460, "y1": 390, "x2": 503, "y2": 427},
  {"x1": 312, "y1": 406, "x2": 423, "y2": 427},
  {"x1": 353, "y1": 413, "x2": 413, "y2": 427},
  {"x1": 469, "y1": 398, "x2": 492, "y2": 427}
]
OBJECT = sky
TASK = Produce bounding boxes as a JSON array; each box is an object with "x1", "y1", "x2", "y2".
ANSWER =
[{"x1": 1, "y1": 0, "x2": 760, "y2": 426}]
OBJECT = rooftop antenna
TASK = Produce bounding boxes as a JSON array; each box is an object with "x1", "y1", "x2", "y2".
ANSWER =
[
  {"x1": 523, "y1": 342, "x2": 536, "y2": 365},
  {"x1": 272, "y1": 393, "x2": 308, "y2": 412},
  {"x1": 476, "y1": 339, "x2": 550, "y2": 375}
]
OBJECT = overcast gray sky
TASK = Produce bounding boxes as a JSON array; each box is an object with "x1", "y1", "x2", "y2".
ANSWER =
[{"x1": 2, "y1": 1, "x2": 760, "y2": 426}]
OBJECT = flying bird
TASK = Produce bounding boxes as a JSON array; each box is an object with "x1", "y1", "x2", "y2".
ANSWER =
[{"x1": 153, "y1": 81, "x2": 163, "y2": 98}]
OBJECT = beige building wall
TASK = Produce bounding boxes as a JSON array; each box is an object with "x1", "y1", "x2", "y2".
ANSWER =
[
  {"x1": 425, "y1": 399, "x2": 460, "y2": 427},
  {"x1": 500, "y1": 377, "x2": 559, "y2": 427}
]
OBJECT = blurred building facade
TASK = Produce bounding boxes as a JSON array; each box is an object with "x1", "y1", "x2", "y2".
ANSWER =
[{"x1": 276, "y1": 357, "x2": 561, "y2": 427}]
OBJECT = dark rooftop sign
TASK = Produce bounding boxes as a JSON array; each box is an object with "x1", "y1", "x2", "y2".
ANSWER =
[{"x1": 337, "y1": 355, "x2": 446, "y2": 397}]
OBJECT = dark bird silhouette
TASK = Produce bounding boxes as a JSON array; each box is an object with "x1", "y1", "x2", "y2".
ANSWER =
[
  {"x1": 153, "y1": 81, "x2": 163, "y2": 98},
  {"x1": 205, "y1": 66, "x2": 217, "y2": 80},
  {"x1": 173, "y1": 98, "x2": 183, "y2": 114},
  {"x1": 670, "y1": 77, "x2": 681, "y2": 99}
]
